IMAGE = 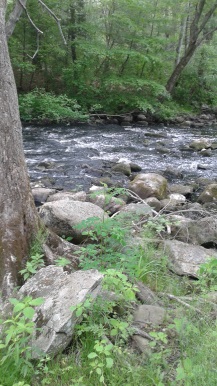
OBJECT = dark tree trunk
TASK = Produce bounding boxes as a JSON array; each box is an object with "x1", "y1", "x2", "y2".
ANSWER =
[
  {"x1": 0, "y1": 0, "x2": 39, "y2": 300},
  {"x1": 166, "y1": 44, "x2": 197, "y2": 94},
  {"x1": 165, "y1": 0, "x2": 217, "y2": 95}
]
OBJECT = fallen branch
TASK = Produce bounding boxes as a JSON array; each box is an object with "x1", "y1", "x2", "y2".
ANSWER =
[{"x1": 158, "y1": 292, "x2": 203, "y2": 315}]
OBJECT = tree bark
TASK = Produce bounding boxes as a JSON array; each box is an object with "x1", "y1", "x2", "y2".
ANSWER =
[{"x1": 0, "y1": 0, "x2": 39, "y2": 300}]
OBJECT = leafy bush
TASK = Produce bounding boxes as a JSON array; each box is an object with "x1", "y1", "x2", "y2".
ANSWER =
[
  {"x1": 19, "y1": 89, "x2": 88, "y2": 122},
  {"x1": 0, "y1": 297, "x2": 44, "y2": 382}
]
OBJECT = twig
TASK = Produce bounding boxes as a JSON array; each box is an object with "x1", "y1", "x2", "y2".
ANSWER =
[
  {"x1": 27, "y1": 31, "x2": 40, "y2": 60},
  {"x1": 125, "y1": 188, "x2": 158, "y2": 216},
  {"x1": 158, "y1": 292, "x2": 203, "y2": 314}
]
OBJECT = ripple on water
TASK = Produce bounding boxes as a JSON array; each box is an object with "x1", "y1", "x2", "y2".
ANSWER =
[{"x1": 23, "y1": 124, "x2": 217, "y2": 189}]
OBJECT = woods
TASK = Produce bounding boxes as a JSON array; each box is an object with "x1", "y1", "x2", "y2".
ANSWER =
[{"x1": 6, "y1": 0, "x2": 217, "y2": 117}]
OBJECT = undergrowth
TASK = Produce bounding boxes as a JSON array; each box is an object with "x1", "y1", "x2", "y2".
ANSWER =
[{"x1": 1, "y1": 200, "x2": 217, "y2": 385}]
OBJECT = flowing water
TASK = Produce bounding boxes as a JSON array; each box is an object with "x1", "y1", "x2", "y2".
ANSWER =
[{"x1": 23, "y1": 123, "x2": 217, "y2": 190}]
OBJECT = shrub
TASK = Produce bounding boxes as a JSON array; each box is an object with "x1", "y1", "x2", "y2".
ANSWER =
[{"x1": 19, "y1": 89, "x2": 88, "y2": 122}]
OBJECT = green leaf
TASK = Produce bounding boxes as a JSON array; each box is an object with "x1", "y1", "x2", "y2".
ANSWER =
[
  {"x1": 13, "y1": 303, "x2": 25, "y2": 313},
  {"x1": 106, "y1": 357, "x2": 114, "y2": 368},
  {"x1": 23, "y1": 307, "x2": 35, "y2": 319},
  {"x1": 9, "y1": 298, "x2": 19, "y2": 305},
  {"x1": 88, "y1": 352, "x2": 98, "y2": 359},
  {"x1": 29, "y1": 297, "x2": 44, "y2": 306},
  {"x1": 75, "y1": 308, "x2": 83, "y2": 317},
  {"x1": 96, "y1": 367, "x2": 102, "y2": 375}
]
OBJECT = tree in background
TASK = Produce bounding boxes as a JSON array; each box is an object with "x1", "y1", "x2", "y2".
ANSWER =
[{"x1": 166, "y1": 0, "x2": 217, "y2": 94}]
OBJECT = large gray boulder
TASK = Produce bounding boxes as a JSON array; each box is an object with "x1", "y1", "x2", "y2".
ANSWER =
[
  {"x1": 129, "y1": 173, "x2": 168, "y2": 200},
  {"x1": 18, "y1": 266, "x2": 103, "y2": 358},
  {"x1": 87, "y1": 191, "x2": 125, "y2": 215},
  {"x1": 189, "y1": 138, "x2": 211, "y2": 151},
  {"x1": 39, "y1": 200, "x2": 108, "y2": 243},
  {"x1": 32, "y1": 188, "x2": 56, "y2": 205},
  {"x1": 170, "y1": 216, "x2": 217, "y2": 246},
  {"x1": 198, "y1": 184, "x2": 217, "y2": 204},
  {"x1": 111, "y1": 162, "x2": 131, "y2": 176},
  {"x1": 163, "y1": 239, "x2": 217, "y2": 277},
  {"x1": 119, "y1": 202, "x2": 153, "y2": 217},
  {"x1": 47, "y1": 191, "x2": 87, "y2": 203}
]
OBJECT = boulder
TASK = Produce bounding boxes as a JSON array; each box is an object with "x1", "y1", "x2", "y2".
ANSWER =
[
  {"x1": 130, "y1": 163, "x2": 142, "y2": 172},
  {"x1": 163, "y1": 239, "x2": 217, "y2": 277},
  {"x1": 170, "y1": 215, "x2": 217, "y2": 246},
  {"x1": 163, "y1": 167, "x2": 183, "y2": 179},
  {"x1": 32, "y1": 188, "x2": 56, "y2": 206},
  {"x1": 42, "y1": 231, "x2": 80, "y2": 272},
  {"x1": 198, "y1": 184, "x2": 217, "y2": 204},
  {"x1": 133, "y1": 305, "x2": 166, "y2": 326},
  {"x1": 144, "y1": 197, "x2": 162, "y2": 212},
  {"x1": 111, "y1": 162, "x2": 131, "y2": 176},
  {"x1": 39, "y1": 200, "x2": 108, "y2": 243},
  {"x1": 129, "y1": 173, "x2": 168, "y2": 200},
  {"x1": 88, "y1": 192, "x2": 125, "y2": 215},
  {"x1": 160, "y1": 193, "x2": 186, "y2": 211},
  {"x1": 137, "y1": 113, "x2": 147, "y2": 121},
  {"x1": 36, "y1": 161, "x2": 56, "y2": 170},
  {"x1": 200, "y1": 148, "x2": 212, "y2": 157},
  {"x1": 189, "y1": 138, "x2": 211, "y2": 151},
  {"x1": 168, "y1": 184, "x2": 194, "y2": 197},
  {"x1": 18, "y1": 266, "x2": 103, "y2": 358},
  {"x1": 136, "y1": 281, "x2": 160, "y2": 305},
  {"x1": 119, "y1": 203, "x2": 153, "y2": 218},
  {"x1": 47, "y1": 191, "x2": 87, "y2": 203},
  {"x1": 132, "y1": 335, "x2": 150, "y2": 353}
]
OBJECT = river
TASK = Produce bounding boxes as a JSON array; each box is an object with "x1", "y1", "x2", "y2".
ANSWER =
[{"x1": 23, "y1": 123, "x2": 217, "y2": 191}]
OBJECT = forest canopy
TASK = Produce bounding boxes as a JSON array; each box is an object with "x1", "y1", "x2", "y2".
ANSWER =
[{"x1": 7, "y1": 0, "x2": 217, "y2": 118}]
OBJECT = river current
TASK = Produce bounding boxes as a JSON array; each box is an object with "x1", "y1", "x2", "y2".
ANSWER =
[{"x1": 23, "y1": 124, "x2": 217, "y2": 191}]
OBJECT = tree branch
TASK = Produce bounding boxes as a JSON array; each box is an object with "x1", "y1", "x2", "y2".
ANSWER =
[
  {"x1": 27, "y1": 31, "x2": 40, "y2": 60},
  {"x1": 6, "y1": 0, "x2": 67, "y2": 46},
  {"x1": 37, "y1": 0, "x2": 67, "y2": 45},
  {"x1": 197, "y1": 2, "x2": 217, "y2": 36},
  {"x1": 18, "y1": 0, "x2": 43, "y2": 35},
  {"x1": 6, "y1": 0, "x2": 27, "y2": 39}
]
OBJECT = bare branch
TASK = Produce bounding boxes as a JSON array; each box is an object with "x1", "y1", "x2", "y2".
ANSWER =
[
  {"x1": 27, "y1": 31, "x2": 40, "y2": 60},
  {"x1": 158, "y1": 292, "x2": 203, "y2": 314},
  {"x1": 37, "y1": 0, "x2": 67, "y2": 45},
  {"x1": 18, "y1": 0, "x2": 43, "y2": 35}
]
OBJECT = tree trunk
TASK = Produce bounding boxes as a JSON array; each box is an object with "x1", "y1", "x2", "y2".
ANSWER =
[
  {"x1": 5, "y1": 0, "x2": 27, "y2": 39},
  {"x1": 166, "y1": 44, "x2": 197, "y2": 94},
  {"x1": 0, "y1": 1, "x2": 39, "y2": 300},
  {"x1": 165, "y1": 0, "x2": 217, "y2": 95}
]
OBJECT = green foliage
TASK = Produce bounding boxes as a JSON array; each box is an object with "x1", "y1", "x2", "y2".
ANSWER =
[
  {"x1": 197, "y1": 257, "x2": 217, "y2": 292},
  {"x1": 87, "y1": 339, "x2": 114, "y2": 384},
  {"x1": 0, "y1": 297, "x2": 44, "y2": 381},
  {"x1": 19, "y1": 89, "x2": 88, "y2": 122},
  {"x1": 54, "y1": 257, "x2": 71, "y2": 268},
  {"x1": 74, "y1": 215, "x2": 131, "y2": 272},
  {"x1": 9, "y1": 0, "x2": 217, "y2": 116},
  {"x1": 20, "y1": 229, "x2": 46, "y2": 281},
  {"x1": 20, "y1": 253, "x2": 44, "y2": 281},
  {"x1": 70, "y1": 269, "x2": 136, "y2": 383}
]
